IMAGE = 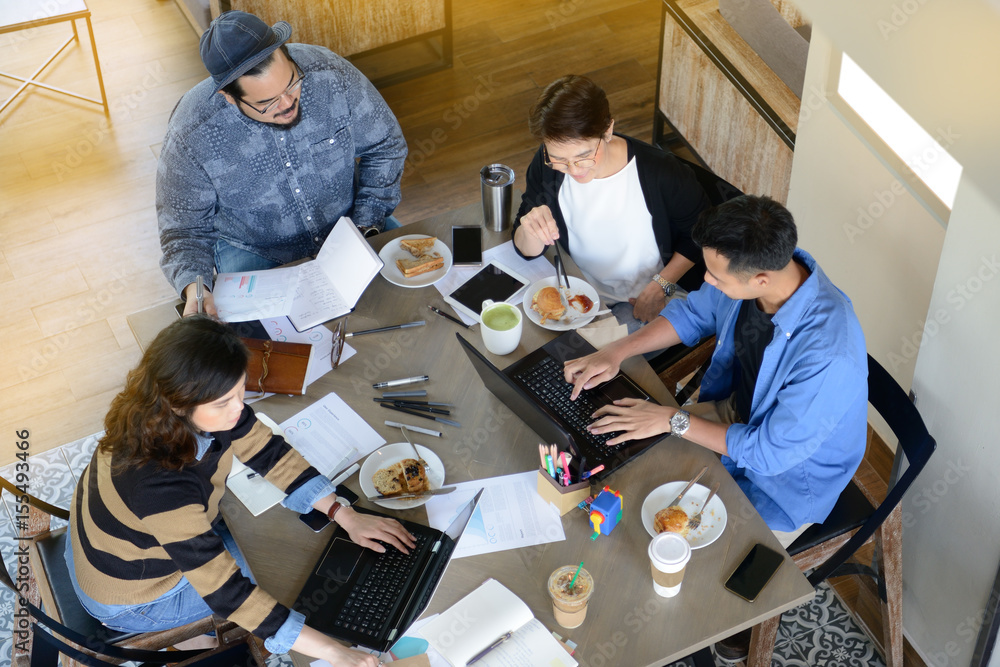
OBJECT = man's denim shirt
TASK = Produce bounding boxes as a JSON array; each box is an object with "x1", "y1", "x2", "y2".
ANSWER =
[
  {"x1": 156, "y1": 43, "x2": 407, "y2": 295},
  {"x1": 662, "y1": 249, "x2": 869, "y2": 531}
]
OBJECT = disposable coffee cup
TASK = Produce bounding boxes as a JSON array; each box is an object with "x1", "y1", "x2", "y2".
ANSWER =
[
  {"x1": 648, "y1": 532, "x2": 691, "y2": 597},
  {"x1": 479, "y1": 299, "x2": 522, "y2": 355},
  {"x1": 481, "y1": 164, "x2": 515, "y2": 232},
  {"x1": 548, "y1": 565, "x2": 594, "y2": 629}
]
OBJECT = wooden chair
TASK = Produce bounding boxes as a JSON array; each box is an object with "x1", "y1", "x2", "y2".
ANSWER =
[
  {"x1": 0, "y1": 476, "x2": 268, "y2": 666},
  {"x1": 649, "y1": 156, "x2": 739, "y2": 401},
  {"x1": 684, "y1": 354, "x2": 936, "y2": 667},
  {"x1": 753, "y1": 355, "x2": 935, "y2": 666}
]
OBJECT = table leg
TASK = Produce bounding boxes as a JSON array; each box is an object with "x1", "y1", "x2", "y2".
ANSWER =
[
  {"x1": 84, "y1": 14, "x2": 109, "y2": 115},
  {"x1": 747, "y1": 615, "x2": 781, "y2": 667}
]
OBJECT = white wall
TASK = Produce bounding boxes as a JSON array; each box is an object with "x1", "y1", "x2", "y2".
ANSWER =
[
  {"x1": 788, "y1": 1, "x2": 1000, "y2": 664},
  {"x1": 906, "y1": 178, "x2": 1000, "y2": 667},
  {"x1": 787, "y1": 27, "x2": 945, "y2": 393}
]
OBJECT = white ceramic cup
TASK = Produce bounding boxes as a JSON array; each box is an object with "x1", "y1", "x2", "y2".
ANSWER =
[
  {"x1": 479, "y1": 299, "x2": 522, "y2": 355},
  {"x1": 648, "y1": 532, "x2": 691, "y2": 597}
]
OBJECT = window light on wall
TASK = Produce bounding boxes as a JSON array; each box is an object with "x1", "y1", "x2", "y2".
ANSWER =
[{"x1": 837, "y1": 52, "x2": 962, "y2": 209}]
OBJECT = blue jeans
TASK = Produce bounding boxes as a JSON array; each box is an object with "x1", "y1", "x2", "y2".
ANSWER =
[
  {"x1": 213, "y1": 216, "x2": 401, "y2": 274},
  {"x1": 65, "y1": 522, "x2": 254, "y2": 633}
]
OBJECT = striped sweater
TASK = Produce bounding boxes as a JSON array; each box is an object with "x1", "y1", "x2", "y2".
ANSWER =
[{"x1": 70, "y1": 406, "x2": 321, "y2": 639}]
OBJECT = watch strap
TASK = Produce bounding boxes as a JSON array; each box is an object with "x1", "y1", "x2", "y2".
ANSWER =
[{"x1": 652, "y1": 274, "x2": 676, "y2": 297}]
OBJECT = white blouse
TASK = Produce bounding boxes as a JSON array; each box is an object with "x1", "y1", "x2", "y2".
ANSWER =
[{"x1": 559, "y1": 157, "x2": 663, "y2": 302}]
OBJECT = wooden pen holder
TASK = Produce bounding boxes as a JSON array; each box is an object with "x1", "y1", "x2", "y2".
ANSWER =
[{"x1": 537, "y1": 468, "x2": 591, "y2": 516}]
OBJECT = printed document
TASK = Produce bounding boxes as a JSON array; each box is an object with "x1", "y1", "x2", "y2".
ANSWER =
[{"x1": 423, "y1": 471, "x2": 565, "y2": 558}]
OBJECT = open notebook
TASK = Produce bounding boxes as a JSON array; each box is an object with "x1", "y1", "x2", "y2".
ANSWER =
[{"x1": 421, "y1": 579, "x2": 577, "y2": 667}]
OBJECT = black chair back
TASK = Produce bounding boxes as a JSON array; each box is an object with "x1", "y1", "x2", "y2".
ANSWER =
[
  {"x1": 805, "y1": 354, "x2": 936, "y2": 585},
  {"x1": 677, "y1": 157, "x2": 743, "y2": 205}
]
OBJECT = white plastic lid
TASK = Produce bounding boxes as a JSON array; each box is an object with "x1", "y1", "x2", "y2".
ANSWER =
[{"x1": 649, "y1": 532, "x2": 691, "y2": 565}]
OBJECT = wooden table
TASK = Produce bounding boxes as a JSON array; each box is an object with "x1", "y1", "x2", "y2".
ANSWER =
[
  {"x1": 127, "y1": 202, "x2": 813, "y2": 666},
  {"x1": 0, "y1": 0, "x2": 109, "y2": 116}
]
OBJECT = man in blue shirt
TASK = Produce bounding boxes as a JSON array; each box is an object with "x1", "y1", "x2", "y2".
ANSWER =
[
  {"x1": 565, "y1": 195, "x2": 868, "y2": 547},
  {"x1": 156, "y1": 11, "x2": 407, "y2": 315}
]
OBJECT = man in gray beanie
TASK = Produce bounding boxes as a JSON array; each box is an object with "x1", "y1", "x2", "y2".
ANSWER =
[{"x1": 157, "y1": 11, "x2": 407, "y2": 315}]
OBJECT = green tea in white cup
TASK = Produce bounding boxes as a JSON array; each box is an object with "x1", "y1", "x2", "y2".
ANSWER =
[{"x1": 482, "y1": 304, "x2": 519, "y2": 331}]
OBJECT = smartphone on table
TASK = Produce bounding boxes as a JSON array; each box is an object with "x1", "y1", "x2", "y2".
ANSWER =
[
  {"x1": 723, "y1": 542, "x2": 785, "y2": 602},
  {"x1": 298, "y1": 485, "x2": 359, "y2": 532},
  {"x1": 452, "y1": 225, "x2": 483, "y2": 267}
]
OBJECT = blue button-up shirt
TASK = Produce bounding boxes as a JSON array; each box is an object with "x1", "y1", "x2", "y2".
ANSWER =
[
  {"x1": 156, "y1": 43, "x2": 407, "y2": 295},
  {"x1": 663, "y1": 249, "x2": 868, "y2": 531}
]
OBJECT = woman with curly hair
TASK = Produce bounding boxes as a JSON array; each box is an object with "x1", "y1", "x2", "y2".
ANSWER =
[
  {"x1": 66, "y1": 315, "x2": 410, "y2": 667},
  {"x1": 513, "y1": 75, "x2": 714, "y2": 329}
]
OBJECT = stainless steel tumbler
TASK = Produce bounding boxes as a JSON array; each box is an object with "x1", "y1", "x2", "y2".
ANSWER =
[{"x1": 480, "y1": 163, "x2": 515, "y2": 232}]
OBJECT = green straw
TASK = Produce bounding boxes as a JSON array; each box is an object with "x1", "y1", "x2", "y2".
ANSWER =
[{"x1": 568, "y1": 561, "x2": 584, "y2": 593}]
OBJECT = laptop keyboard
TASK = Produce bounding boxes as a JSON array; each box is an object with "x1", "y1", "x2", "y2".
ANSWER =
[
  {"x1": 333, "y1": 531, "x2": 430, "y2": 636},
  {"x1": 514, "y1": 355, "x2": 622, "y2": 457}
]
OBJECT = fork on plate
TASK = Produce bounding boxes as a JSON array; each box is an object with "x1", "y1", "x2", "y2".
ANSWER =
[{"x1": 686, "y1": 481, "x2": 720, "y2": 532}]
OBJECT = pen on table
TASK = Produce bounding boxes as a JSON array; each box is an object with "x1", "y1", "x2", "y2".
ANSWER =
[
  {"x1": 326, "y1": 448, "x2": 357, "y2": 483},
  {"x1": 346, "y1": 321, "x2": 425, "y2": 338},
  {"x1": 384, "y1": 420, "x2": 442, "y2": 438},
  {"x1": 196, "y1": 275, "x2": 204, "y2": 314},
  {"x1": 467, "y1": 631, "x2": 513, "y2": 665},
  {"x1": 372, "y1": 375, "x2": 429, "y2": 389},
  {"x1": 372, "y1": 398, "x2": 454, "y2": 407},
  {"x1": 329, "y1": 463, "x2": 360, "y2": 488},
  {"x1": 581, "y1": 464, "x2": 605, "y2": 480},
  {"x1": 390, "y1": 402, "x2": 450, "y2": 415},
  {"x1": 427, "y1": 304, "x2": 471, "y2": 329},
  {"x1": 380, "y1": 403, "x2": 460, "y2": 427},
  {"x1": 382, "y1": 390, "x2": 427, "y2": 398}
]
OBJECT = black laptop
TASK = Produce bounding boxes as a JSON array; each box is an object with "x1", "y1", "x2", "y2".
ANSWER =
[
  {"x1": 293, "y1": 490, "x2": 482, "y2": 652},
  {"x1": 456, "y1": 331, "x2": 666, "y2": 480}
]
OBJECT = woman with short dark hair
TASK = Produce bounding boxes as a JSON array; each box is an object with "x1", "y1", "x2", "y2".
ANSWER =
[
  {"x1": 66, "y1": 315, "x2": 408, "y2": 666},
  {"x1": 513, "y1": 75, "x2": 711, "y2": 327}
]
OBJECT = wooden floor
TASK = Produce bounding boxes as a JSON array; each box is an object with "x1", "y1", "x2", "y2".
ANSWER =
[
  {"x1": 0, "y1": 0, "x2": 664, "y2": 464},
  {"x1": 0, "y1": 4, "x2": 927, "y2": 664}
]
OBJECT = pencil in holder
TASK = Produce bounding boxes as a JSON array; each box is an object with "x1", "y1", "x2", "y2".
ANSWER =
[{"x1": 536, "y1": 468, "x2": 591, "y2": 516}]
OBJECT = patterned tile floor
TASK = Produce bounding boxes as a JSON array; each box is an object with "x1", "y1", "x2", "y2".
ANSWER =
[{"x1": 0, "y1": 435, "x2": 886, "y2": 667}]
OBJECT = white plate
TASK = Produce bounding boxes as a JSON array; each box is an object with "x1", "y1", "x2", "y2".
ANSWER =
[
  {"x1": 359, "y1": 443, "x2": 445, "y2": 509},
  {"x1": 521, "y1": 275, "x2": 601, "y2": 331},
  {"x1": 640, "y1": 481, "x2": 728, "y2": 548},
  {"x1": 379, "y1": 235, "x2": 453, "y2": 288}
]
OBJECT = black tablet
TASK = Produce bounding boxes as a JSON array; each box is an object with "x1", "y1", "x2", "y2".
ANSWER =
[{"x1": 446, "y1": 262, "x2": 528, "y2": 318}]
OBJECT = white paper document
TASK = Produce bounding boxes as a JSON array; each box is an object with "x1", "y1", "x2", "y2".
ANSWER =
[
  {"x1": 435, "y1": 241, "x2": 554, "y2": 325},
  {"x1": 423, "y1": 471, "x2": 565, "y2": 558},
  {"x1": 279, "y1": 392, "x2": 384, "y2": 473},
  {"x1": 226, "y1": 394, "x2": 384, "y2": 515},
  {"x1": 213, "y1": 266, "x2": 300, "y2": 322},
  {"x1": 213, "y1": 217, "x2": 383, "y2": 326}
]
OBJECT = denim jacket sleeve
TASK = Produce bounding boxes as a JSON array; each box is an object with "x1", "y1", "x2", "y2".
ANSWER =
[
  {"x1": 265, "y1": 609, "x2": 306, "y2": 654},
  {"x1": 156, "y1": 128, "x2": 221, "y2": 296},
  {"x1": 281, "y1": 475, "x2": 337, "y2": 514},
  {"x1": 342, "y1": 63, "x2": 407, "y2": 230}
]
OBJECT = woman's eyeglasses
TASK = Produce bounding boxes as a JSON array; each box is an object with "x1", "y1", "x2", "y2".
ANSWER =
[{"x1": 542, "y1": 139, "x2": 603, "y2": 172}]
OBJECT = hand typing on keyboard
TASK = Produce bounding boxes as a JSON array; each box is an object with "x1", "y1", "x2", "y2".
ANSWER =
[
  {"x1": 335, "y1": 506, "x2": 417, "y2": 555},
  {"x1": 563, "y1": 346, "x2": 627, "y2": 400},
  {"x1": 588, "y1": 398, "x2": 674, "y2": 446}
]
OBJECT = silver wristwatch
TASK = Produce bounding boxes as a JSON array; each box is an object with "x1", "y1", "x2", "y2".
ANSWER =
[
  {"x1": 670, "y1": 410, "x2": 691, "y2": 437},
  {"x1": 652, "y1": 274, "x2": 677, "y2": 298}
]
